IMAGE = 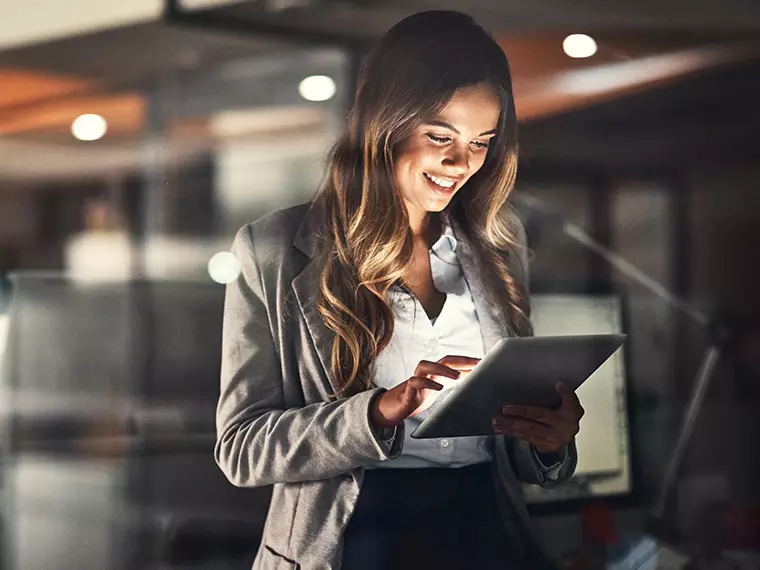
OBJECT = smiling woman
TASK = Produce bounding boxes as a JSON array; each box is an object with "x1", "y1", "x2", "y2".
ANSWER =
[{"x1": 215, "y1": 10, "x2": 580, "y2": 570}]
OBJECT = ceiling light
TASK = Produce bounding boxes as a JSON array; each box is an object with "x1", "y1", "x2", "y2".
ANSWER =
[
  {"x1": 563, "y1": 34, "x2": 598, "y2": 59},
  {"x1": 298, "y1": 75, "x2": 336, "y2": 102},
  {"x1": 208, "y1": 252, "x2": 241, "y2": 284},
  {"x1": 71, "y1": 114, "x2": 108, "y2": 141}
]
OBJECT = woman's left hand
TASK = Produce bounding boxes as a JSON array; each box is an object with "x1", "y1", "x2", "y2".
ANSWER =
[{"x1": 492, "y1": 381, "x2": 584, "y2": 454}]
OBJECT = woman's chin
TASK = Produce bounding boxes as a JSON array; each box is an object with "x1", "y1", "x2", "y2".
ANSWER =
[
  {"x1": 425, "y1": 203, "x2": 448, "y2": 213},
  {"x1": 424, "y1": 195, "x2": 454, "y2": 212}
]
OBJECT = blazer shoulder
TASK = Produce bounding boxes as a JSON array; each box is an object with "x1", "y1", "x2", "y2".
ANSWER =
[
  {"x1": 234, "y1": 202, "x2": 312, "y2": 265},
  {"x1": 249, "y1": 201, "x2": 311, "y2": 243},
  {"x1": 502, "y1": 205, "x2": 531, "y2": 282},
  {"x1": 503, "y1": 206, "x2": 527, "y2": 245}
]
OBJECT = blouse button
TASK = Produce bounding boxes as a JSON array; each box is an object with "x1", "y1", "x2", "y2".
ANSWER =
[{"x1": 439, "y1": 439, "x2": 450, "y2": 448}]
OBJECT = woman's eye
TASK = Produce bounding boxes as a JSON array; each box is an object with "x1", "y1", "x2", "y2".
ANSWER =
[
  {"x1": 472, "y1": 140, "x2": 490, "y2": 149},
  {"x1": 426, "y1": 133, "x2": 451, "y2": 144}
]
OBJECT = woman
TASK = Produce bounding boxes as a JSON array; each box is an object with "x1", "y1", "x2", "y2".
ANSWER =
[{"x1": 216, "y1": 10, "x2": 584, "y2": 570}]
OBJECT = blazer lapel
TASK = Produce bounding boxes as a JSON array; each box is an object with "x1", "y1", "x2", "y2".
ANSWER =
[
  {"x1": 290, "y1": 201, "x2": 343, "y2": 397},
  {"x1": 450, "y1": 222, "x2": 510, "y2": 350}
]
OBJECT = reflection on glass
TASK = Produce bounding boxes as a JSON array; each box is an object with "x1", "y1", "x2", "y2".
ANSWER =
[
  {"x1": 1, "y1": 44, "x2": 348, "y2": 570},
  {"x1": 525, "y1": 293, "x2": 631, "y2": 502}
]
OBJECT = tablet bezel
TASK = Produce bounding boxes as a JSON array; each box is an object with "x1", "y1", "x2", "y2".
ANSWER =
[{"x1": 409, "y1": 333, "x2": 626, "y2": 440}]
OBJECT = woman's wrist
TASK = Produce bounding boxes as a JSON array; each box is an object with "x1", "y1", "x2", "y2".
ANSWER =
[{"x1": 369, "y1": 390, "x2": 396, "y2": 430}]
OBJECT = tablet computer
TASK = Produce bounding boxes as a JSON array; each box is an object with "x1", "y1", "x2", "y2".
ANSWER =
[{"x1": 410, "y1": 333, "x2": 626, "y2": 439}]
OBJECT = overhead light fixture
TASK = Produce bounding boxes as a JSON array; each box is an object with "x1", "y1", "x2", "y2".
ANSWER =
[
  {"x1": 298, "y1": 75, "x2": 336, "y2": 102},
  {"x1": 71, "y1": 113, "x2": 108, "y2": 141},
  {"x1": 563, "y1": 34, "x2": 598, "y2": 59},
  {"x1": 208, "y1": 252, "x2": 241, "y2": 284}
]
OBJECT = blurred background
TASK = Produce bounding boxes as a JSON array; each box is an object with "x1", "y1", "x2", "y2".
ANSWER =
[{"x1": 0, "y1": 1, "x2": 759, "y2": 569}]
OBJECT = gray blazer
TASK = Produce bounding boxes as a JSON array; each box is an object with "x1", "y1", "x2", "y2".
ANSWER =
[{"x1": 215, "y1": 201, "x2": 577, "y2": 570}]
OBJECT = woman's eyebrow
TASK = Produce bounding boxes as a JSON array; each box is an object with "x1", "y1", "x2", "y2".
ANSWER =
[{"x1": 424, "y1": 120, "x2": 497, "y2": 137}]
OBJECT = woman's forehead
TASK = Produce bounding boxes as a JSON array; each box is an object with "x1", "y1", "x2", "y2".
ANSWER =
[{"x1": 434, "y1": 86, "x2": 500, "y2": 134}]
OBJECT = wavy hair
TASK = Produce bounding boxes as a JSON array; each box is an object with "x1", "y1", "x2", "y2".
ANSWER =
[{"x1": 316, "y1": 11, "x2": 532, "y2": 396}]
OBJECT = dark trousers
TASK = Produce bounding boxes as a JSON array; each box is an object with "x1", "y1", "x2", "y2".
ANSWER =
[{"x1": 341, "y1": 462, "x2": 525, "y2": 570}]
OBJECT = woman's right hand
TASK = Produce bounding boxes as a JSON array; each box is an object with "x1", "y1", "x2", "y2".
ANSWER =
[{"x1": 369, "y1": 356, "x2": 481, "y2": 429}]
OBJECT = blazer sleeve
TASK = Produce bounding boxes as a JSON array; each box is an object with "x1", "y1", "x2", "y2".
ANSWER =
[
  {"x1": 214, "y1": 224, "x2": 403, "y2": 488},
  {"x1": 507, "y1": 437, "x2": 578, "y2": 488},
  {"x1": 504, "y1": 210, "x2": 578, "y2": 487}
]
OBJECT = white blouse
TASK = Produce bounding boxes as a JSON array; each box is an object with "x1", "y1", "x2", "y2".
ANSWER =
[{"x1": 370, "y1": 223, "x2": 494, "y2": 468}]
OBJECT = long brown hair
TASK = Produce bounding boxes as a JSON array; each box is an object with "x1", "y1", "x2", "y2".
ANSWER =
[{"x1": 316, "y1": 11, "x2": 532, "y2": 396}]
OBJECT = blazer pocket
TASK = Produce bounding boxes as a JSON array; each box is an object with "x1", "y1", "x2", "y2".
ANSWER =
[{"x1": 262, "y1": 545, "x2": 301, "y2": 570}]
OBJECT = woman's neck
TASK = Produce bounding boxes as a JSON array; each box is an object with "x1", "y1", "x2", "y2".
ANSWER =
[{"x1": 408, "y1": 211, "x2": 442, "y2": 248}]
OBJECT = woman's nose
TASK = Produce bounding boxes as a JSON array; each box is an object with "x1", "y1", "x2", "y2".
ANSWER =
[{"x1": 441, "y1": 145, "x2": 469, "y2": 175}]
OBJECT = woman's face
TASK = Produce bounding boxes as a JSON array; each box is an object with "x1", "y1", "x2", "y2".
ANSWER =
[{"x1": 394, "y1": 84, "x2": 500, "y2": 222}]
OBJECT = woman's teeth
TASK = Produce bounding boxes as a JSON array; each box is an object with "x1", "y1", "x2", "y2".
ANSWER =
[{"x1": 425, "y1": 173, "x2": 455, "y2": 189}]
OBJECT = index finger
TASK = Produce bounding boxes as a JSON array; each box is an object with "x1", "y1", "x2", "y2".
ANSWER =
[
  {"x1": 415, "y1": 360, "x2": 462, "y2": 379},
  {"x1": 557, "y1": 381, "x2": 583, "y2": 413},
  {"x1": 437, "y1": 355, "x2": 481, "y2": 370},
  {"x1": 501, "y1": 404, "x2": 560, "y2": 426}
]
